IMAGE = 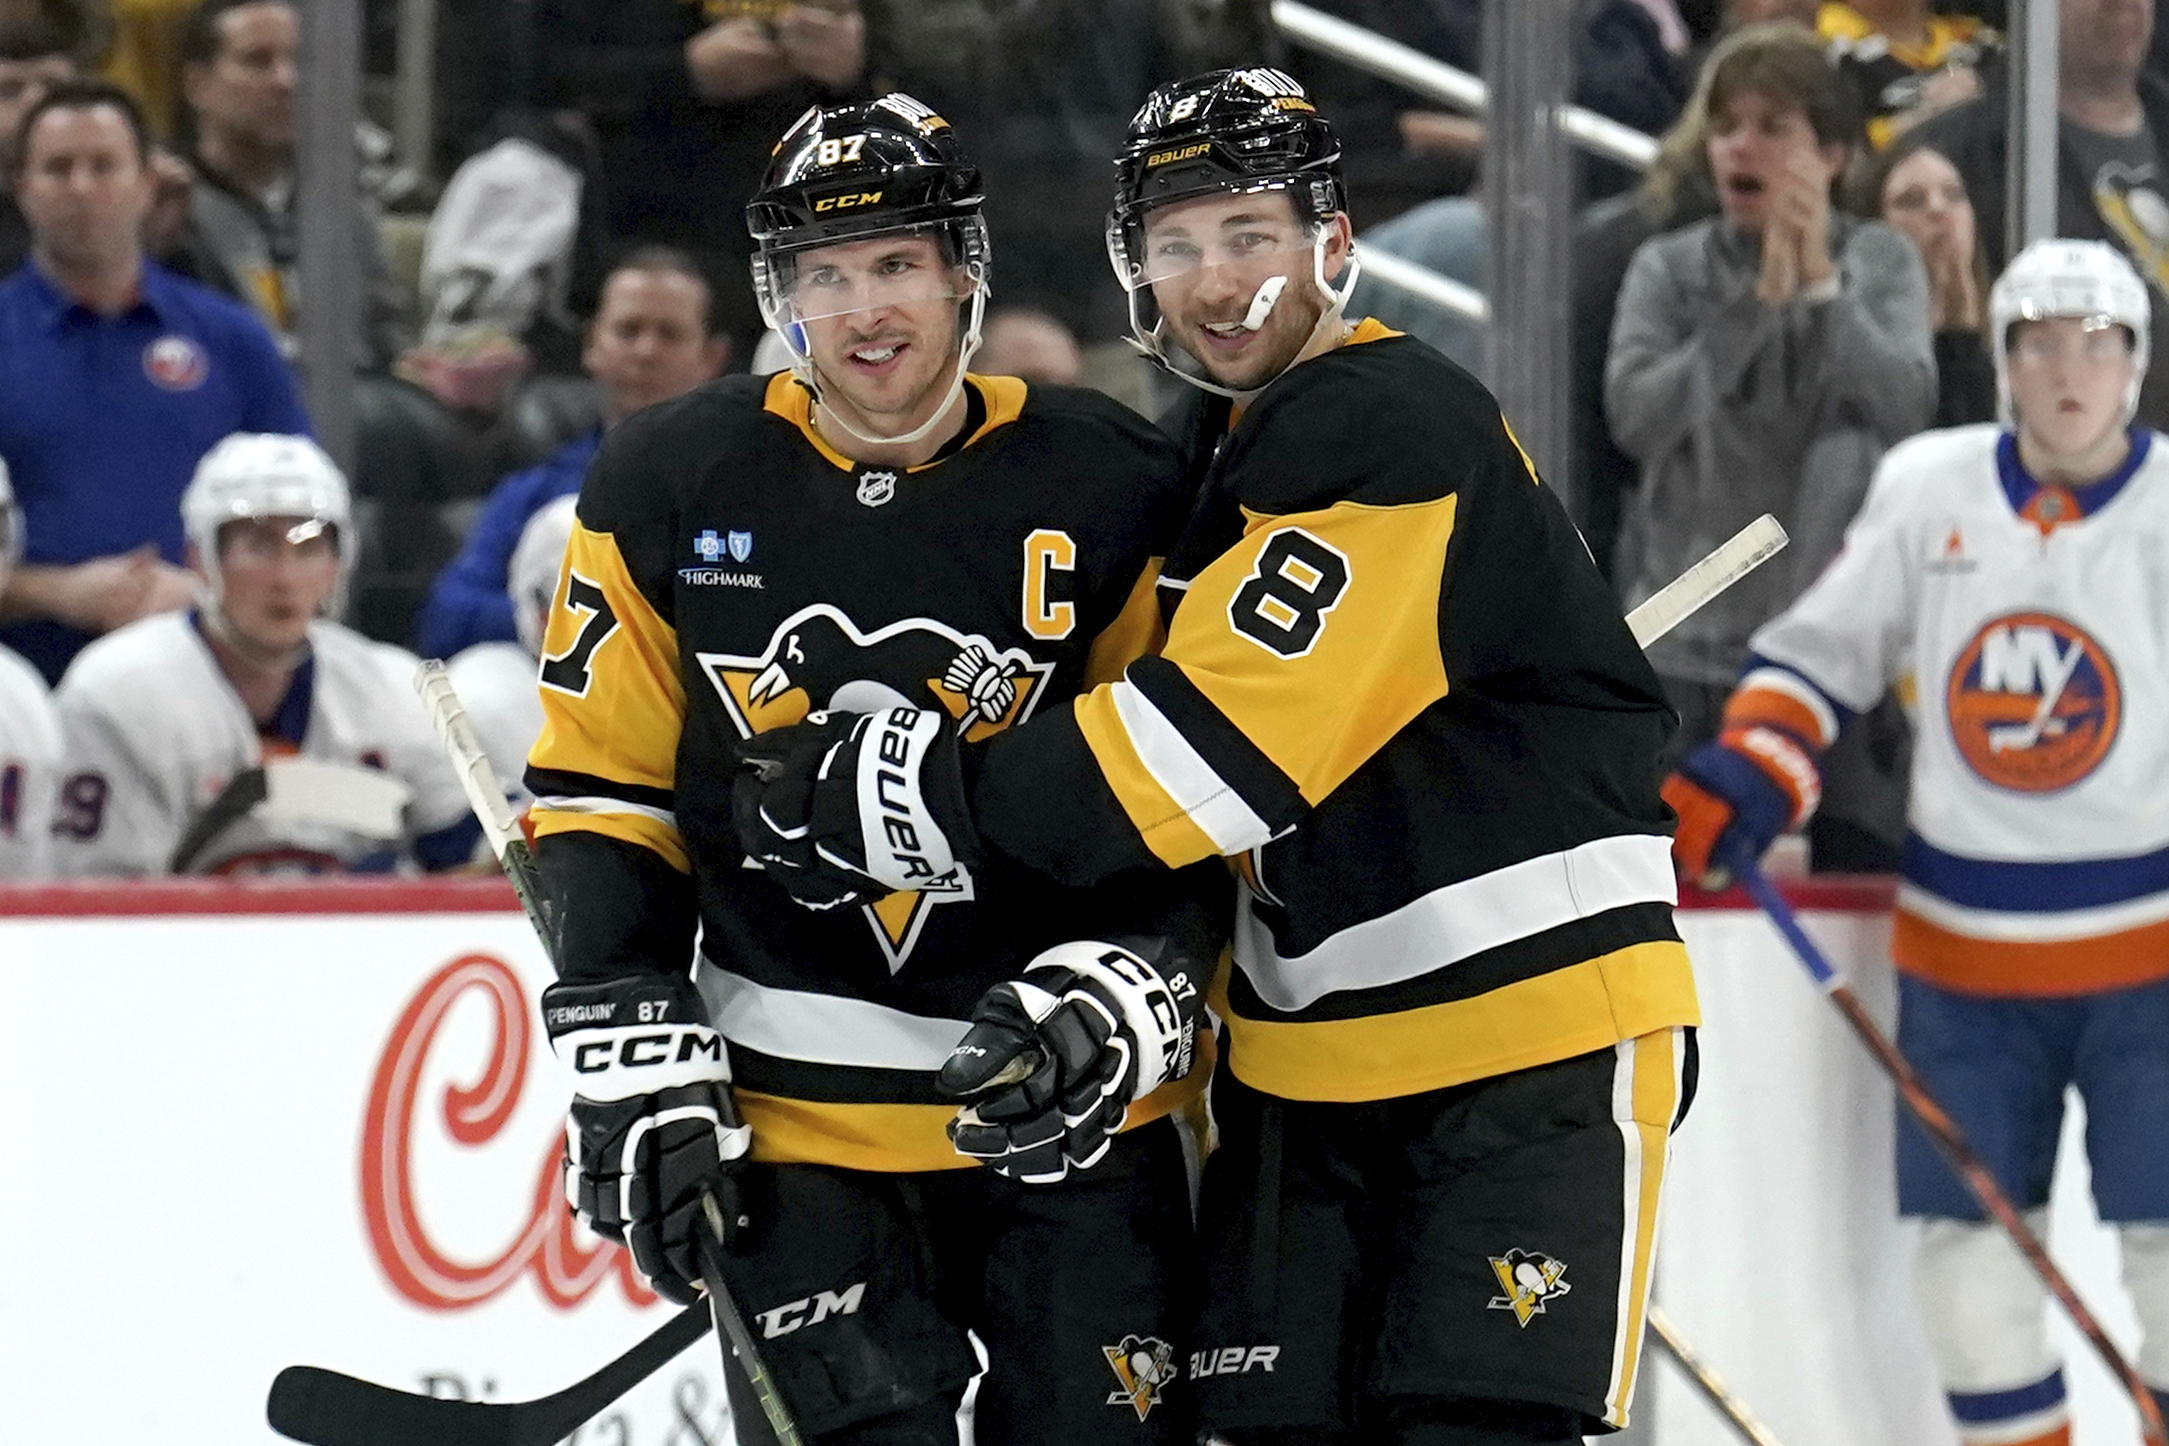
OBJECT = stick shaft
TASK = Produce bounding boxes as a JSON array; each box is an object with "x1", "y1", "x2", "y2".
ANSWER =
[
  {"x1": 1647, "y1": 1306, "x2": 1790, "y2": 1446},
  {"x1": 1735, "y1": 857, "x2": 2169, "y2": 1446},
  {"x1": 406, "y1": 660, "x2": 805, "y2": 1446},
  {"x1": 1626, "y1": 514, "x2": 1788, "y2": 649}
]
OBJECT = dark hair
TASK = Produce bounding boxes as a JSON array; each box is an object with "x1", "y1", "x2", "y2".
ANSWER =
[
  {"x1": 602, "y1": 244, "x2": 722, "y2": 339},
  {"x1": 1702, "y1": 21, "x2": 1861, "y2": 153},
  {"x1": 179, "y1": 0, "x2": 286, "y2": 68},
  {"x1": 0, "y1": 16, "x2": 77, "y2": 64},
  {"x1": 13, "y1": 76, "x2": 147, "y2": 175}
]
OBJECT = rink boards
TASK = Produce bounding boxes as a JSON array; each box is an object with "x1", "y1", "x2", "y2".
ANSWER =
[{"x1": 0, "y1": 878, "x2": 2139, "y2": 1446}]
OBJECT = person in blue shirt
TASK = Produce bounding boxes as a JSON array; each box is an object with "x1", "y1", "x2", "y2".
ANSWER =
[
  {"x1": 0, "y1": 78, "x2": 308, "y2": 685},
  {"x1": 414, "y1": 246, "x2": 728, "y2": 659}
]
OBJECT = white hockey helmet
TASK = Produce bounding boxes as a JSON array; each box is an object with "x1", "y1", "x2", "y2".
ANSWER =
[
  {"x1": 0, "y1": 454, "x2": 20, "y2": 602},
  {"x1": 182, "y1": 432, "x2": 356, "y2": 616},
  {"x1": 509, "y1": 494, "x2": 577, "y2": 659},
  {"x1": 1990, "y1": 239, "x2": 2152, "y2": 430}
]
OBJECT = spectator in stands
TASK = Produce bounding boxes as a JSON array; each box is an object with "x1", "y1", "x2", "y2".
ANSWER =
[
  {"x1": 1606, "y1": 22, "x2": 1934, "y2": 758},
  {"x1": 0, "y1": 456, "x2": 60, "y2": 878},
  {"x1": 0, "y1": 79, "x2": 305, "y2": 684},
  {"x1": 0, "y1": 15, "x2": 75, "y2": 271},
  {"x1": 444, "y1": 493, "x2": 576, "y2": 808},
  {"x1": 973, "y1": 304, "x2": 1084, "y2": 386},
  {"x1": 415, "y1": 246, "x2": 724, "y2": 660},
  {"x1": 534, "y1": 0, "x2": 869, "y2": 358},
  {"x1": 173, "y1": 0, "x2": 402, "y2": 367},
  {"x1": 1819, "y1": 0, "x2": 2002, "y2": 151},
  {"x1": 50, "y1": 433, "x2": 479, "y2": 875},
  {"x1": 1856, "y1": 135, "x2": 1995, "y2": 425},
  {"x1": 1912, "y1": 0, "x2": 2169, "y2": 429}
]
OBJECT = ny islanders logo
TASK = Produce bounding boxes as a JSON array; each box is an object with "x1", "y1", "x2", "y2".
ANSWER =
[
  {"x1": 1946, "y1": 612, "x2": 2121, "y2": 793},
  {"x1": 696, "y1": 604, "x2": 1054, "y2": 969}
]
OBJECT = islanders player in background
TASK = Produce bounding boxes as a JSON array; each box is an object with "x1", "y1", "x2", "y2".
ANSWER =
[{"x1": 1668, "y1": 239, "x2": 2169, "y2": 1446}]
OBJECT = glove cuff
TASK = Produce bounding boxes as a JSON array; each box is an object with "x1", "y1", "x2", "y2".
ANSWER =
[
  {"x1": 1032, "y1": 943, "x2": 1198, "y2": 1099},
  {"x1": 543, "y1": 975, "x2": 733, "y2": 1102},
  {"x1": 849, "y1": 707, "x2": 984, "y2": 891},
  {"x1": 1716, "y1": 723, "x2": 1822, "y2": 828}
]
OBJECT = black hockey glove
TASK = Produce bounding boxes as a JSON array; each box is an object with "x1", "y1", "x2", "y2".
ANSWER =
[
  {"x1": 541, "y1": 973, "x2": 752, "y2": 1305},
  {"x1": 936, "y1": 940, "x2": 1202, "y2": 1184},
  {"x1": 731, "y1": 706, "x2": 981, "y2": 912}
]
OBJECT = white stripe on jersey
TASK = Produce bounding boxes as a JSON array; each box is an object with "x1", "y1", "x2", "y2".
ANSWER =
[
  {"x1": 1108, "y1": 677, "x2": 1273, "y2": 855},
  {"x1": 1233, "y1": 833, "x2": 1678, "y2": 1011},
  {"x1": 693, "y1": 958, "x2": 970, "y2": 1072}
]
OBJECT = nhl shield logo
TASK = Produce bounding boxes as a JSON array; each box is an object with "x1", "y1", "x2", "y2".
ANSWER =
[
  {"x1": 1487, "y1": 1249, "x2": 1571, "y2": 1327},
  {"x1": 856, "y1": 470, "x2": 898, "y2": 507},
  {"x1": 727, "y1": 530, "x2": 753, "y2": 562},
  {"x1": 1103, "y1": 1335, "x2": 1177, "y2": 1421}
]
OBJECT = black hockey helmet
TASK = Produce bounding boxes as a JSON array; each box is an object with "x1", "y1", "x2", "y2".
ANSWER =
[
  {"x1": 746, "y1": 93, "x2": 993, "y2": 444},
  {"x1": 746, "y1": 92, "x2": 985, "y2": 254},
  {"x1": 1108, "y1": 67, "x2": 1346, "y2": 252},
  {"x1": 1105, "y1": 68, "x2": 1357, "y2": 399}
]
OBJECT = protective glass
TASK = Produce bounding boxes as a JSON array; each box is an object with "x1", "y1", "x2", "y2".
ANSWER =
[{"x1": 752, "y1": 221, "x2": 980, "y2": 330}]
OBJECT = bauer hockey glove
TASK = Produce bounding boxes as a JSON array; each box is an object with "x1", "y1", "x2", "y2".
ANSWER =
[
  {"x1": 541, "y1": 973, "x2": 752, "y2": 1304},
  {"x1": 937, "y1": 940, "x2": 1202, "y2": 1184},
  {"x1": 731, "y1": 706, "x2": 981, "y2": 911},
  {"x1": 1663, "y1": 724, "x2": 1822, "y2": 887}
]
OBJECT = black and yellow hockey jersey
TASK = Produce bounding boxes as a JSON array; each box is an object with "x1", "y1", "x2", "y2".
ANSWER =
[
  {"x1": 526, "y1": 371, "x2": 1221, "y2": 1171},
  {"x1": 975, "y1": 319, "x2": 1699, "y2": 1102}
]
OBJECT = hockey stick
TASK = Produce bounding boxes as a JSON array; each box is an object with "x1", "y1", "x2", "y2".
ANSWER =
[
  {"x1": 1624, "y1": 514, "x2": 1787, "y2": 651},
  {"x1": 1730, "y1": 852, "x2": 2169, "y2": 1446},
  {"x1": 1647, "y1": 1305, "x2": 1791, "y2": 1446},
  {"x1": 168, "y1": 765, "x2": 268, "y2": 872},
  {"x1": 261, "y1": 664, "x2": 804, "y2": 1446}
]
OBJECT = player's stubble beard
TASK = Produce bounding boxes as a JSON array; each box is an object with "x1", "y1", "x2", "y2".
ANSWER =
[
  {"x1": 1166, "y1": 260, "x2": 1351, "y2": 395},
  {"x1": 810, "y1": 301, "x2": 968, "y2": 450}
]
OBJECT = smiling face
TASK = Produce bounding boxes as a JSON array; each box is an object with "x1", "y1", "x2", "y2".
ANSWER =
[
  {"x1": 2005, "y1": 316, "x2": 2138, "y2": 461},
  {"x1": 790, "y1": 230, "x2": 969, "y2": 436},
  {"x1": 1139, "y1": 189, "x2": 1349, "y2": 393},
  {"x1": 1705, "y1": 88, "x2": 1844, "y2": 235}
]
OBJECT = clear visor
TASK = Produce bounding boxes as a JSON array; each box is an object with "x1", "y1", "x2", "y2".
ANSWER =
[
  {"x1": 1109, "y1": 181, "x2": 1318, "y2": 291},
  {"x1": 754, "y1": 221, "x2": 981, "y2": 330}
]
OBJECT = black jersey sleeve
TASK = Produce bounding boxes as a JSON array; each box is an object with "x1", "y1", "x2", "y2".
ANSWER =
[
  {"x1": 972, "y1": 331, "x2": 1661, "y2": 885},
  {"x1": 523, "y1": 387, "x2": 723, "y2": 980}
]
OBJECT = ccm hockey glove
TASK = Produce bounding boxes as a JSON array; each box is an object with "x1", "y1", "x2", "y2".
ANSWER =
[
  {"x1": 541, "y1": 973, "x2": 752, "y2": 1304},
  {"x1": 731, "y1": 706, "x2": 980, "y2": 912},
  {"x1": 1664, "y1": 723, "x2": 1822, "y2": 886},
  {"x1": 937, "y1": 940, "x2": 1202, "y2": 1184}
]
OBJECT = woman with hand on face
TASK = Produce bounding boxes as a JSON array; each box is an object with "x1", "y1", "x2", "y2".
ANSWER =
[{"x1": 1856, "y1": 138, "x2": 1997, "y2": 425}]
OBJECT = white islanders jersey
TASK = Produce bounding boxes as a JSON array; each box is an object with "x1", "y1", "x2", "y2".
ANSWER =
[
  {"x1": 51, "y1": 612, "x2": 472, "y2": 875},
  {"x1": 445, "y1": 640, "x2": 543, "y2": 807},
  {"x1": 0, "y1": 644, "x2": 60, "y2": 878},
  {"x1": 1746, "y1": 423, "x2": 2169, "y2": 995}
]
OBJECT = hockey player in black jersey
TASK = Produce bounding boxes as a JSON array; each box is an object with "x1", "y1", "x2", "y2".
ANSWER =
[
  {"x1": 735, "y1": 69, "x2": 1701, "y2": 1446},
  {"x1": 523, "y1": 96, "x2": 1223, "y2": 1446}
]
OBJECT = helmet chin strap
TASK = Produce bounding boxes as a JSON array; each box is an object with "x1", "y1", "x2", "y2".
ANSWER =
[
  {"x1": 796, "y1": 287, "x2": 987, "y2": 451},
  {"x1": 1133, "y1": 233, "x2": 1363, "y2": 402}
]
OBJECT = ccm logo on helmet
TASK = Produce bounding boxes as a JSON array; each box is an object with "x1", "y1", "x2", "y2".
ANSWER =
[
  {"x1": 572, "y1": 1029, "x2": 722, "y2": 1074},
  {"x1": 1147, "y1": 141, "x2": 1213, "y2": 167},
  {"x1": 814, "y1": 190, "x2": 884, "y2": 212}
]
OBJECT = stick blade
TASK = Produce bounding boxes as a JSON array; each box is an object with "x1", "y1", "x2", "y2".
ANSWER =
[{"x1": 268, "y1": 1366, "x2": 514, "y2": 1446}]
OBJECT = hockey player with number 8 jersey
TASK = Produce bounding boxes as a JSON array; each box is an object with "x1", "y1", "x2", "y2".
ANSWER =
[{"x1": 1668, "y1": 239, "x2": 2169, "y2": 1446}]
